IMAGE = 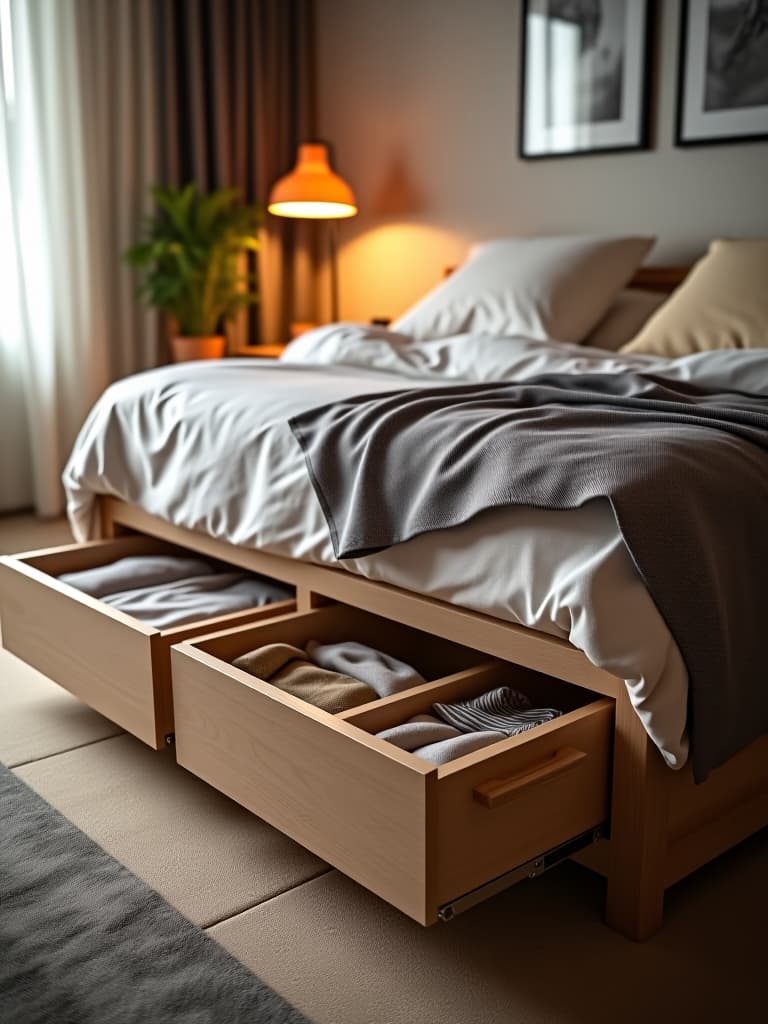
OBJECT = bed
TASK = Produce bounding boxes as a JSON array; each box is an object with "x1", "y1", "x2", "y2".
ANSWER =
[{"x1": 2, "y1": 236, "x2": 767, "y2": 941}]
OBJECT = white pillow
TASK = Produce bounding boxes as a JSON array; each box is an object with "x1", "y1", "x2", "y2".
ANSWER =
[
  {"x1": 391, "y1": 235, "x2": 655, "y2": 344},
  {"x1": 582, "y1": 289, "x2": 668, "y2": 351}
]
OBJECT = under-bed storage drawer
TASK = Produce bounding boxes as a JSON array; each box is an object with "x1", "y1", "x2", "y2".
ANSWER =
[
  {"x1": 171, "y1": 603, "x2": 613, "y2": 925},
  {"x1": 0, "y1": 536, "x2": 295, "y2": 748}
]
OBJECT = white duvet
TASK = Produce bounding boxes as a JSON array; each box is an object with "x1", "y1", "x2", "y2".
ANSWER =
[{"x1": 63, "y1": 326, "x2": 768, "y2": 769}]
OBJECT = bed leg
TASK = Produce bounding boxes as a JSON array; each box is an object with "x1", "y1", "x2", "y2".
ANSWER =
[{"x1": 604, "y1": 692, "x2": 670, "y2": 941}]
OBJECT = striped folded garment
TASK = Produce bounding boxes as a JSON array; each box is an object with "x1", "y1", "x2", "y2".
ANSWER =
[{"x1": 433, "y1": 686, "x2": 561, "y2": 737}]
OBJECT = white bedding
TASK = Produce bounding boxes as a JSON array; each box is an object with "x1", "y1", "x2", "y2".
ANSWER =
[{"x1": 63, "y1": 326, "x2": 768, "y2": 769}]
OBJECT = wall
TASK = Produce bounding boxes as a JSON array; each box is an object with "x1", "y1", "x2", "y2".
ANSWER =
[{"x1": 315, "y1": 0, "x2": 768, "y2": 323}]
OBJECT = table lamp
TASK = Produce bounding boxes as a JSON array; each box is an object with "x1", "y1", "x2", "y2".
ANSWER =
[{"x1": 268, "y1": 142, "x2": 357, "y2": 323}]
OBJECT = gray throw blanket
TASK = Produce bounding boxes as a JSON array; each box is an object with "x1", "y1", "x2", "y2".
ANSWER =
[{"x1": 289, "y1": 373, "x2": 768, "y2": 782}]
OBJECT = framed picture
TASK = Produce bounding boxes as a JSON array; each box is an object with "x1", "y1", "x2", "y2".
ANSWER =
[
  {"x1": 519, "y1": 0, "x2": 654, "y2": 159},
  {"x1": 676, "y1": 0, "x2": 768, "y2": 147}
]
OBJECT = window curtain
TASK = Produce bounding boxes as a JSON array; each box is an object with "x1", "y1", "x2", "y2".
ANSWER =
[
  {"x1": 0, "y1": 0, "x2": 316, "y2": 515},
  {"x1": 155, "y1": 0, "x2": 318, "y2": 346},
  {"x1": 0, "y1": 0, "x2": 161, "y2": 516}
]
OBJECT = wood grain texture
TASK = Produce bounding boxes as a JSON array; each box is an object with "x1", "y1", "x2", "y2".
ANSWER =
[
  {"x1": 433, "y1": 700, "x2": 612, "y2": 909},
  {"x1": 171, "y1": 643, "x2": 437, "y2": 924},
  {"x1": 472, "y1": 746, "x2": 588, "y2": 808},
  {"x1": 573, "y1": 734, "x2": 768, "y2": 889},
  {"x1": 179, "y1": 602, "x2": 483, "y2": 681},
  {"x1": 0, "y1": 538, "x2": 296, "y2": 748},
  {"x1": 339, "y1": 660, "x2": 594, "y2": 732},
  {"x1": 0, "y1": 556, "x2": 160, "y2": 747},
  {"x1": 104, "y1": 499, "x2": 625, "y2": 698},
  {"x1": 171, "y1": 633, "x2": 612, "y2": 924},
  {"x1": 604, "y1": 690, "x2": 669, "y2": 941},
  {"x1": 664, "y1": 734, "x2": 768, "y2": 886},
  {"x1": 101, "y1": 499, "x2": 768, "y2": 936}
]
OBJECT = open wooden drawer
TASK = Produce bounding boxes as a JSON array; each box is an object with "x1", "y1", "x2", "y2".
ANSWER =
[
  {"x1": 171, "y1": 603, "x2": 613, "y2": 924},
  {"x1": 0, "y1": 535, "x2": 295, "y2": 748}
]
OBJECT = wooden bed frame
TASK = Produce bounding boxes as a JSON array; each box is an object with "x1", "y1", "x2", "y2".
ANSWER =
[
  {"x1": 96, "y1": 493, "x2": 768, "y2": 945},
  {"x1": 3, "y1": 260, "x2": 760, "y2": 942},
  {"x1": 90, "y1": 264, "x2": 767, "y2": 940}
]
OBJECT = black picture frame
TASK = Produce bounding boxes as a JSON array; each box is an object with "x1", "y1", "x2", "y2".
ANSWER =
[
  {"x1": 519, "y1": 0, "x2": 654, "y2": 160},
  {"x1": 676, "y1": 0, "x2": 768, "y2": 148}
]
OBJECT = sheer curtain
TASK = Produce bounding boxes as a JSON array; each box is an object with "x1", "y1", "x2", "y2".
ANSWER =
[
  {"x1": 1, "y1": 0, "x2": 82, "y2": 515},
  {"x1": 0, "y1": 0, "x2": 316, "y2": 515},
  {"x1": 0, "y1": 0, "x2": 160, "y2": 516},
  {"x1": 0, "y1": 0, "x2": 162, "y2": 512}
]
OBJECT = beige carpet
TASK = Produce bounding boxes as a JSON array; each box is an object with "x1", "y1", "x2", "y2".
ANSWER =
[
  {"x1": 0, "y1": 652, "x2": 122, "y2": 767},
  {"x1": 0, "y1": 513, "x2": 74, "y2": 554},
  {"x1": 1, "y1": 516, "x2": 766, "y2": 1023},
  {"x1": 16, "y1": 732, "x2": 329, "y2": 928}
]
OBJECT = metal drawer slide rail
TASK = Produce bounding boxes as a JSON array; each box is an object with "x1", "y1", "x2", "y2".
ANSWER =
[{"x1": 438, "y1": 825, "x2": 606, "y2": 921}]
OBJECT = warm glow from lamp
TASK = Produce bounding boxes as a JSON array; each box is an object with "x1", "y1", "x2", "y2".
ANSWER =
[
  {"x1": 268, "y1": 143, "x2": 357, "y2": 323},
  {"x1": 268, "y1": 143, "x2": 357, "y2": 220}
]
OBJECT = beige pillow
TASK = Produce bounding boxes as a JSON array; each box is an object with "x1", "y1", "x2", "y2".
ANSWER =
[
  {"x1": 582, "y1": 289, "x2": 667, "y2": 351},
  {"x1": 391, "y1": 235, "x2": 655, "y2": 344},
  {"x1": 621, "y1": 239, "x2": 768, "y2": 356}
]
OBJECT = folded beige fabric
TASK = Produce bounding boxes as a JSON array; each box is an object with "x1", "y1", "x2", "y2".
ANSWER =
[{"x1": 233, "y1": 643, "x2": 377, "y2": 714}]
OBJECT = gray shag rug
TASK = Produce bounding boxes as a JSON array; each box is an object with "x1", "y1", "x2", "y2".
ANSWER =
[{"x1": 0, "y1": 763, "x2": 313, "y2": 1023}]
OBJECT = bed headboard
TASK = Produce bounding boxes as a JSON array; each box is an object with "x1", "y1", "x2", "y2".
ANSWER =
[
  {"x1": 444, "y1": 264, "x2": 690, "y2": 294},
  {"x1": 628, "y1": 266, "x2": 689, "y2": 293}
]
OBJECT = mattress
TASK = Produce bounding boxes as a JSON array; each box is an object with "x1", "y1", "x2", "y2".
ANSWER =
[{"x1": 62, "y1": 325, "x2": 768, "y2": 769}]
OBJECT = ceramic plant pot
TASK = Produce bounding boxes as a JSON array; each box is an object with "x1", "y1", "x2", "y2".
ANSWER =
[{"x1": 170, "y1": 335, "x2": 226, "y2": 362}]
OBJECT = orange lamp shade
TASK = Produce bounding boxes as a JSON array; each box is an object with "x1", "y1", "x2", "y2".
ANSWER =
[{"x1": 268, "y1": 143, "x2": 357, "y2": 220}]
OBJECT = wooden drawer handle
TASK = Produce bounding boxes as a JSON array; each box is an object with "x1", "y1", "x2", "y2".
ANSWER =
[{"x1": 473, "y1": 747, "x2": 587, "y2": 809}]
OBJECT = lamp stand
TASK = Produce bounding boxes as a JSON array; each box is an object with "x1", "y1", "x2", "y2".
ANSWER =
[{"x1": 328, "y1": 218, "x2": 340, "y2": 323}]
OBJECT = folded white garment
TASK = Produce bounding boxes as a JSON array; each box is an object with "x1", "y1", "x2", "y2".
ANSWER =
[
  {"x1": 59, "y1": 555, "x2": 217, "y2": 598},
  {"x1": 376, "y1": 713, "x2": 460, "y2": 751},
  {"x1": 102, "y1": 573, "x2": 292, "y2": 629},
  {"x1": 412, "y1": 731, "x2": 505, "y2": 765},
  {"x1": 306, "y1": 639, "x2": 425, "y2": 697}
]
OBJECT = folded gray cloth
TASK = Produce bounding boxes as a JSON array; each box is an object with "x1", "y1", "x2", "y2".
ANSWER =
[
  {"x1": 103, "y1": 573, "x2": 292, "y2": 629},
  {"x1": 59, "y1": 555, "x2": 217, "y2": 598},
  {"x1": 412, "y1": 731, "x2": 505, "y2": 765},
  {"x1": 306, "y1": 640, "x2": 425, "y2": 698},
  {"x1": 376, "y1": 713, "x2": 460, "y2": 751},
  {"x1": 433, "y1": 686, "x2": 561, "y2": 737}
]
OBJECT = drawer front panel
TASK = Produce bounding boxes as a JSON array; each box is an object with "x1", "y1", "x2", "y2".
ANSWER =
[
  {"x1": 172, "y1": 609, "x2": 614, "y2": 925},
  {"x1": 0, "y1": 559, "x2": 159, "y2": 744},
  {"x1": 433, "y1": 700, "x2": 613, "y2": 906},
  {"x1": 0, "y1": 538, "x2": 295, "y2": 749},
  {"x1": 171, "y1": 645, "x2": 436, "y2": 923}
]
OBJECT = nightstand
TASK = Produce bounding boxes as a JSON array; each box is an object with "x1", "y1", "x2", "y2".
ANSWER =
[{"x1": 229, "y1": 343, "x2": 288, "y2": 358}]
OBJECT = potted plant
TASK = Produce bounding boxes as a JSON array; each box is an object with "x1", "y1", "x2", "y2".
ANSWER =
[{"x1": 125, "y1": 184, "x2": 261, "y2": 361}]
